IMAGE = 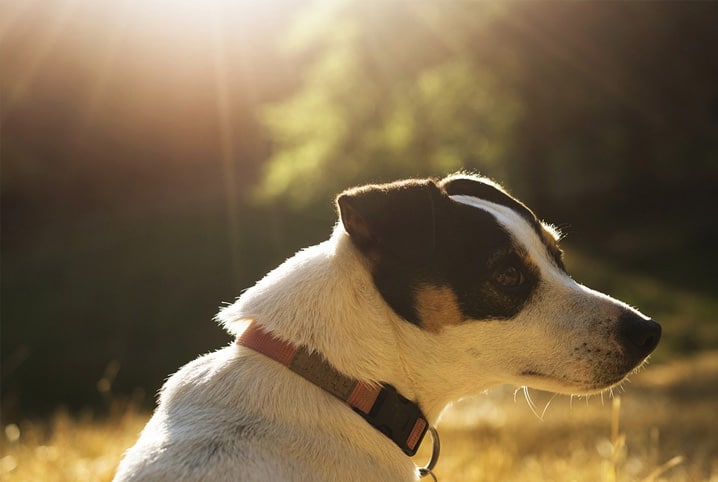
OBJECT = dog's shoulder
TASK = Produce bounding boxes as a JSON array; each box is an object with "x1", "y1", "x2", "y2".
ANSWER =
[
  {"x1": 115, "y1": 344, "x2": 415, "y2": 481},
  {"x1": 114, "y1": 346, "x2": 257, "y2": 480}
]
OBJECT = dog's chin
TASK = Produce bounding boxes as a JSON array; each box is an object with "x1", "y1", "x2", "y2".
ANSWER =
[
  {"x1": 519, "y1": 370, "x2": 633, "y2": 396},
  {"x1": 567, "y1": 378, "x2": 629, "y2": 396},
  {"x1": 520, "y1": 356, "x2": 652, "y2": 396}
]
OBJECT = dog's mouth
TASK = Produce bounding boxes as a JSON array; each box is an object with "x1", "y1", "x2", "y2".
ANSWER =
[{"x1": 518, "y1": 315, "x2": 661, "y2": 395}]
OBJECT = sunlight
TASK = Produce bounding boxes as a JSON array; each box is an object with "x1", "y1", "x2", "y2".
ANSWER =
[
  {"x1": 1, "y1": 0, "x2": 299, "y2": 292},
  {"x1": 0, "y1": 0, "x2": 299, "y2": 121},
  {"x1": 119, "y1": 0, "x2": 292, "y2": 35},
  {"x1": 120, "y1": 0, "x2": 234, "y2": 43},
  {"x1": 138, "y1": 0, "x2": 228, "y2": 27}
]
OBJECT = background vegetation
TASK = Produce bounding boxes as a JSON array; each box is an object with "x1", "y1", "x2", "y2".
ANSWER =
[{"x1": 1, "y1": 1, "x2": 717, "y2": 480}]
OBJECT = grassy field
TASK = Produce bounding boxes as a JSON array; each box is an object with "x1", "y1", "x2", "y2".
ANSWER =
[{"x1": 2, "y1": 351, "x2": 717, "y2": 482}]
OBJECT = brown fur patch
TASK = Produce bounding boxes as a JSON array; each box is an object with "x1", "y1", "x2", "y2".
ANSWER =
[{"x1": 415, "y1": 285, "x2": 464, "y2": 333}]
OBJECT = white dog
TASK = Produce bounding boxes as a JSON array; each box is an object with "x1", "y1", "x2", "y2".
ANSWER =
[{"x1": 114, "y1": 174, "x2": 660, "y2": 481}]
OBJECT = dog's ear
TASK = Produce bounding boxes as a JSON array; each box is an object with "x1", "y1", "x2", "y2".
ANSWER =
[
  {"x1": 441, "y1": 175, "x2": 513, "y2": 204},
  {"x1": 440, "y1": 174, "x2": 536, "y2": 223},
  {"x1": 336, "y1": 179, "x2": 444, "y2": 260}
]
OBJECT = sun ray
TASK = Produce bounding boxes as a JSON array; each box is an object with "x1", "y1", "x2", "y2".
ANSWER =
[
  {"x1": 79, "y1": 1, "x2": 129, "y2": 132},
  {"x1": 0, "y1": 0, "x2": 36, "y2": 45},
  {"x1": 3, "y1": 0, "x2": 79, "y2": 118},
  {"x1": 210, "y1": 4, "x2": 242, "y2": 291}
]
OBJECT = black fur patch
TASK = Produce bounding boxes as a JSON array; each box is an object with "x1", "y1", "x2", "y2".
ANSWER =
[
  {"x1": 442, "y1": 176, "x2": 565, "y2": 271},
  {"x1": 336, "y1": 179, "x2": 441, "y2": 262},
  {"x1": 337, "y1": 176, "x2": 543, "y2": 327}
]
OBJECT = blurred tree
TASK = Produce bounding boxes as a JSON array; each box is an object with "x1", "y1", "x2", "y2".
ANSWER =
[
  {"x1": 258, "y1": 2, "x2": 519, "y2": 207},
  {"x1": 259, "y1": 1, "x2": 718, "y2": 213}
]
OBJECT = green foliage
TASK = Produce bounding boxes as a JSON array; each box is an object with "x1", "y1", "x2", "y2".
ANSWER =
[
  {"x1": 258, "y1": 2, "x2": 520, "y2": 206},
  {"x1": 259, "y1": 1, "x2": 718, "y2": 208},
  {"x1": 261, "y1": 56, "x2": 521, "y2": 205}
]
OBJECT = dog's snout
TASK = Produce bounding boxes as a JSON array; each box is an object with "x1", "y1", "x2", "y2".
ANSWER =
[{"x1": 617, "y1": 314, "x2": 661, "y2": 361}]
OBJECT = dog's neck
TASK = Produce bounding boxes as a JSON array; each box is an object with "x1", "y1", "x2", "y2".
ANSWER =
[
  {"x1": 218, "y1": 229, "x2": 411, "y2": 389},
  {"x1": 235, "y1": 321, "x2": 432, "y2": 458}
]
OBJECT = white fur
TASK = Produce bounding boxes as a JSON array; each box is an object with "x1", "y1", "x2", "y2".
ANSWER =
[{"x1": 115, "y1": 190, "x2": 652, "y2": 481}]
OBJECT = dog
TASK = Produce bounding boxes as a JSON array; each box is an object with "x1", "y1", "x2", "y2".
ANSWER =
[{"x1": 114, "y1": 174, "x2": 661, "y2": 481}]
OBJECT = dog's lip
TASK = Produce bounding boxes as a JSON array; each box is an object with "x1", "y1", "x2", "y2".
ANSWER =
[{"x1": 519, "y1": 369, "x2": 630, "y2": 394}]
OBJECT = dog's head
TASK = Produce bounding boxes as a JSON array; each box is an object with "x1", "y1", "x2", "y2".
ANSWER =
[{"x1": 336, "y1": 174, "x2": 661, "y2": 395}]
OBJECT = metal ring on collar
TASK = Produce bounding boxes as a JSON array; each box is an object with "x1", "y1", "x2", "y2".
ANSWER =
[{"x1": 418, "y1": 427, "x2": 440, "y2": 480}]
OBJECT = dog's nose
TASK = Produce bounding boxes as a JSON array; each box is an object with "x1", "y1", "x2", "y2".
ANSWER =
[{"x1": 617, "y1": 313, "x2": 661, "y2": 362}]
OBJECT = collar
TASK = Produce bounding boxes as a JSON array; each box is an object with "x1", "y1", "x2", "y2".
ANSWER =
[{"x1": 236, "y1": 321, "x2": 438, "y2": 468}]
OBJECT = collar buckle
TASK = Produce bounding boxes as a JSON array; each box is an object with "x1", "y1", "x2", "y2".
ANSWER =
[{"x1": 354, "y1": 384, "x2": 429, "y2": 457}]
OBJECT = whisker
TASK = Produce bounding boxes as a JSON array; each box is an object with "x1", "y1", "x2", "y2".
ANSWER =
[
  {"x1": 540, "y1": 392, "x2": 558, "y2": 419},
  {"x1": 522, "y1": 386, "x2": 542, "y2": 420}
]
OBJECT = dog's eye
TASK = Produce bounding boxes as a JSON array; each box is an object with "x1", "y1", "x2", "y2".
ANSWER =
[{"x1": 493, "y1": 265, "x2": 525, "y2": 288}]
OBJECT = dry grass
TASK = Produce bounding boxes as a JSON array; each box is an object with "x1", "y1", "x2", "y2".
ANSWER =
[
  {"x1": 2, "y1": 352, "x2": 718, "y2": 482},
  {"x1": 0, "y1": 405, "x2": 146, "y2": 482}
]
